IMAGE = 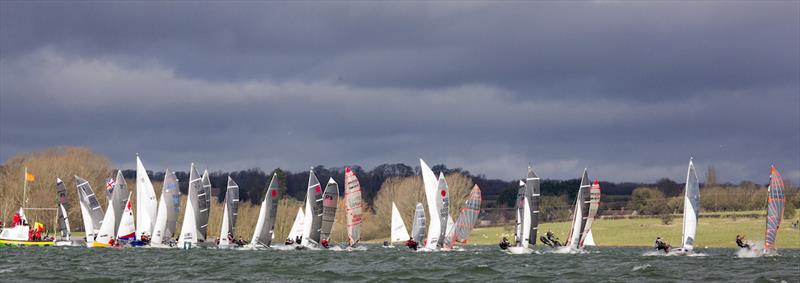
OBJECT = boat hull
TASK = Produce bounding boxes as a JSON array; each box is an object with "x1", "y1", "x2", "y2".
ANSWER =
[{"x1": 0, "y1": 239, "x2": 54, "y2": 246}]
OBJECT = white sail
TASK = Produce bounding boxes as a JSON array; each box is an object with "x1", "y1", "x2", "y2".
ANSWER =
[
  {"x1": 250, "y1": 198, "x2": 268, "y2": 247},
  {"x1": 151, "y1": 169, "x2": 179, "y2": 247},
  {"x1": 681, "y1": 159, "x2": 700, "y2": 251},
  {"x1": 522, "y1": 190, "x2": 532, "y2": 246},
  {"x1": 302, "y1": 170, "x2": 323, "y2": 247},
  {"x1": 93, "y1": 198, "x2": 117, "y2": 247},
  {"x1": 391, "y1": 202, "x2": 410, "y2": 242},
  {"x1": 219, "y1": 201, "x2": 231, "y2": 247},
  {"x1": 117, "y1": 192, "x2": 136, "y2": 240},
  {"x1": 287, "y1": 208, "x2": 305, "y2": 241},
  {"x1": 178, "y1": 164, "x2": 202, "y2": 246},
  {"x1": 420, "y1": 159, "x2": 441, "y2": 249},
  {"x1": 135, "y1": 155, "x2": 158, "y2": 240},
  {"x1": 444, "y1": 215, "x2": 455, "y2": 241},
  {"x1": 78, "y1": 200, "x2": 96, "y2": 247}
]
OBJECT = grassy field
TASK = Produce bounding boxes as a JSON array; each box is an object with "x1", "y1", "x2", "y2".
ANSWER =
[{"x1": 467, "y1": 209, "x2": 800, "y2": 248}]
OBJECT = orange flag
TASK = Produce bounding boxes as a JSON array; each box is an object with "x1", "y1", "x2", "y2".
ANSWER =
[{"x1": 25, "y1": 172, "x2": 35, "y2": 182}]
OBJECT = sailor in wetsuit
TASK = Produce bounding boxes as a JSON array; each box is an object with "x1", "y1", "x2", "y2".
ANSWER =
[
  {"x1": 498, "y1": 237, "x2": 510, "y2": 250},
  {"x1": 654, "y1": 237, "x2": 670, "y2": 253},
  {"x1": 320, "y1": 238, "x2": 330, "y2": 248},
  {"x1": 735, "y1": 234, "x2": 750, "y2": 249},
  {"x1": 405, "y1": 237, "x2": 418, "y2": 250}
]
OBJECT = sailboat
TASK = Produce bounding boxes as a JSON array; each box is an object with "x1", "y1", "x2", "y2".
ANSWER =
[
  {"x1": 525, "y1": 166, "x2": 540, "y2": 247},
  {"x1": 198, "y1": 170, "x2": 212, "y2": 242},
  {"x1": 443, "y1": 185, "x2": 482, "y2": 249},
  {"x1": 54, "y1": 178, "x2": 73, "y2": 246},
  {"x1": 419, "y1": 159, "x2": 441, "y2": 250},
  {"x1": 671, "y1": 159, "x2": 701, "y2": 255},
  {"x1": 564, "y1": 169, "x2": 591, "y2": 251},
  {"x1": 286, "y1": 208, "x2": 305, "y2": 244},
  {"x1": 763, "y1": 166, "x2": 786, "y2": 255},
  {"x1": 577, "y1": 180, "x2": 601, "y2": 248},
  {"x1": 507, "y1": 180, "x2": 532, "y2": 254},
  {"x1": 390, "y1": 202, "x2": 411, "y2": 244},
  {"x1": 75, "y1": 175, "x2": 104, "y2": 247},
  {"x1": 435, "y1": 173, "x2": 450, "y2": 249},
  {"x1": 218, "y1": 177, "x2": 241, "y2": 249},
  {"x1": 410, "y1": 203, "x2": 426, "y2": 244},
  {"x1": 178, "y1": 163, "x2": 204, "y2": 248},
  {"x1": 320, "y1": 178, "x2": 339, "y2": 247},
  {"x1": 117, "y1": 192, "x2": 136, "y2": 243},
  {"x1": 250, "y1": 173, "x2": 281, "y2": 249},
  {"x1": 301, "y1": 169, "x2": 324, "y2": 248},
  {"x1": 344, "y1": 167, "x2": 363, "y2": 247},
  {"x1": 93, "y1": 170, "x2": 130, "y2": 247},
  {"x1": 151, "y1": 169, "x2": 180, "y2": 247},
  {"x1": 135, "y1": 155, "x2": 157, "y2": 241}
]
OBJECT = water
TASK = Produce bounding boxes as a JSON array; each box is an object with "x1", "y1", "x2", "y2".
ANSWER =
[{"x1": 1, "y1": 246, "x2": 797, "y2": 282}]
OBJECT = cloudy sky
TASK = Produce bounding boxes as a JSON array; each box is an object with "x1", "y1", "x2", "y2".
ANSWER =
[{"x1": 1, "y1": 1, "x2": 798, "y2": 183}]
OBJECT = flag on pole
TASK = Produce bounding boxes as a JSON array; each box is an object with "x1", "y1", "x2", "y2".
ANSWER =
[{"x1": 25, "y1": 172, "x2": 35, "y2": 182}]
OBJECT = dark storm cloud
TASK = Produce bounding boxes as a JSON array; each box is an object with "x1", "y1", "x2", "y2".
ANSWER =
[{"x1": 1, "y1": 2, "x2": 798, "y2": 182}]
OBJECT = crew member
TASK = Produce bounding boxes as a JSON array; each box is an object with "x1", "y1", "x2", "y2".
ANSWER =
[
  {"x1": 654, "y1": 237, "x2": 670, "y2": 253},
  {"x1": 735, "y1": 234, "x2": 750, "y2": 249},
  {"x1": 405, "y1": 237, "x2": 418, "y2": 250},
  {"x1": 499, "y1": 237, "x2": 510, "y2": 250}
]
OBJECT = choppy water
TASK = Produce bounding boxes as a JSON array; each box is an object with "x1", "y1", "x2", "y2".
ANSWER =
[{"x1": 0, "y1": 245, "x2": 797, "y2": 282}]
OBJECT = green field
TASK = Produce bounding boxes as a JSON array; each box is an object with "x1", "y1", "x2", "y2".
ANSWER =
[{"x1": 467, "y1": 210, "x2": 800, "y2": 248}]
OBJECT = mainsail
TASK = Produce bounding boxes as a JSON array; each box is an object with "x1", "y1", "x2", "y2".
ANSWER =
[
  {"x1": 178, "y1": 164, "x2": 203, "y2": 245},
  {"x1": 287, "y1": 208, "x2": 305, "y2": 242},
  {"x1": 135, "y1": 155, "x2": 158, "y2": 240},
  {"x1": 250, "y1": 173, "x2": 281, "y2": 247},
  {"x1": 197, "y1": 170, "x2": 212, "y2": 241},
  {"x1": 391, "y1": 202, "x2": 410, "y2": 242},
  {"x1": 320, "y1": 178, "x2": 339, "y2": 242},
  {"x1": 75, "y1": 175, "x2": 104, "y2": 246},
  {"x1": 302, "y1": 170, "x2": 324, "y2": 246},
  {"x1": 565, "y1": 169, "x2": 590, "y2": 249},
  {"x1": 55, "y1": 178, "x2": 71, "y2": 240},
  {"x1": 151, "y1": 169, "x2": 180, "y2": 246},
  {"x1": 435, "y1": 173, "x2": 450, "y2": 248},
  {"x1": 681, "y1": 159, "x2": 700, "y2": 251},
  {"x1": 420, "y1": 159, "x2": 441, "y2": 249},
  {"x1": 117, "y1": 192, "x2": 136, "y2": 240},
  {"x1": 344, "y1": 167, "x2": 363, "y2": 246},
  {"x1": 579, "y1": 180, "x2": 601, "y2": 248},
  {"x1": 110, "y1": 170, "x2": 129, "y2": 235},
  {"x1": 514, "y1": 180, "x2": 528, "y2": 247},
  {"x1": 219, "y1": 177, "x2": 240, "y2": 247},
  {"x1": 526, "y1": 166, "x2": 540, "y2": 246},
  {"x1": 410, "y1": 202, "x2": 426, "y2": 242},
  {"x1": 764, "y1": 166, "x2": 785, "y2": 254},
  {"x1": 444, "y1": 185, "x2": 482, "y2": 249}
]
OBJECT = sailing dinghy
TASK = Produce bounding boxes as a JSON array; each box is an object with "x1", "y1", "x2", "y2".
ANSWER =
[
  {"x1": 151, "y1": 169, "x2": 180, "y2": 247},
  {"x1": 93, "y1": 171, "x2": 129, "y2": 247},
  {"x1": 506, "y1": 180, "x2": 533, "y2": 254},
  {"x1": 116, "y1": 192, "x2": 136, "y2": 243},
  {"x1": 564, "y1": 169, "x2": 592, "y2": 251},
  {"x1": 344, "y1": 167, "x2": 364, "y2": 247},
  {"x1": 249, "y1": 173, "x2": 281, "y2": 249},
  {"x1": 420, "y1": 159, "x2": 442, "y2": 250},
  {"x1": 410, "y1": 203, "x2": 426, "y2": 244},
  {"x1": 390, "y1": 202, "x2": 411, "y2": 244},
  {"x1": 287, "y1": 208, "x2": 305, "y2": 245},
  {"x1": 0, "y1": 209, "x2": 54, "y2": 246},
  {"x1": 319, "y1": 178, "x2": 339, "y2": 248},
  {"x1": 443, "y1": 185, "x2": 482, "y2": 249},
  {"x1": 301, "y1": 169, "x2": 324, "y2": 248},
  {"x1": 670, "y1": 159, "x2": 700, "y2": 255},
  {"x1": 54, "y1": 178, "x2": 74, "y2": 246},
  {"x1": 75, "y1": 175, "x2": 104, "y2": 247},
  {"x1": 135, "y1": 155, "x2": 158, "y2": 242},
  {"x1": 218, "y1": 177, "x2": 241, "y2": 249},
  {"x1": 178, "y1": 164, "x2": 204, "y2": 249}
]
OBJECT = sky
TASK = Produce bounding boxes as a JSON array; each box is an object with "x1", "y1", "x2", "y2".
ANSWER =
[{"x1": 1, "y1": 1, "x2": 798, "y2": 183}]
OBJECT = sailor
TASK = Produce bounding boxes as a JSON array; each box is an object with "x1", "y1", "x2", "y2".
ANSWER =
[
  {"x1": 383, "y1": 241, "x2": 390, "y2": 247},
  {"x1": 227, "y1": 232, "x2": 234, "y2": 243},
  {"x1": 141, "y1": 233, "x2": 151, "y2": 244},
  {"x1": 735, "y1": 234, "x2": 750, "y2": 249},
  {"x1": 545, "y1": 230, "x2": 561, "y2": 246},
  {"x1": 285, "y1": 238, "x2": 295, "y2": 245},
  {"x1": 654, "y1": 237, "x2": 670, "y2": 253},
  {"x1": 12, "y1": 212, "x2": 20, "y2": 227},
  {"x1": 320, "y1": 238, "x2": 330, "y2": 248},
  {"x1": 235, "y1": 236, "x2": 245, "y2": 246},
  {"x1": 296, "y1": 236, "x2": 302, "y2": 245},
  {"x1": 405, "y1": 237, "x2": 418, "y2": 250},
  {"x1": 498, "y1": 237, "x2": 510, "y2": 250}
]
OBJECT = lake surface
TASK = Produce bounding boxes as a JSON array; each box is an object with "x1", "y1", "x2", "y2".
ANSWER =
[{"x1": 0, "y1": 245, "x2": 797, "y2": 282}]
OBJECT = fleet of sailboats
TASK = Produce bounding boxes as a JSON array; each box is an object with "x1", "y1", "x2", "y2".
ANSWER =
[{"x1": 2, "y1": 155, "x2": 789, "y2": 257}]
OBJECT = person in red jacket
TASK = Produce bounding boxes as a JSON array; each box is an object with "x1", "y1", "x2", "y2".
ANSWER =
[{"x1": 12, "y1": 212, "x2": 21, "y2": 227}]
